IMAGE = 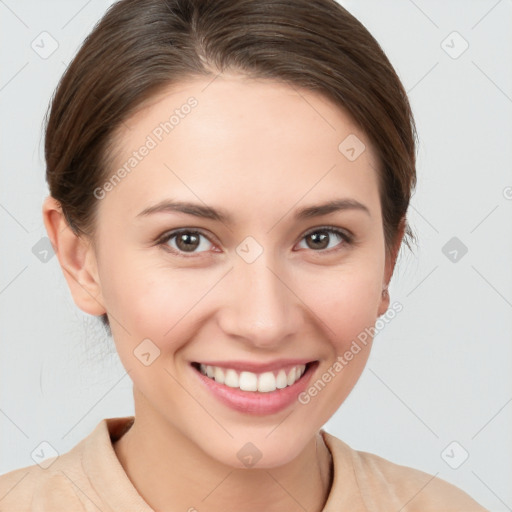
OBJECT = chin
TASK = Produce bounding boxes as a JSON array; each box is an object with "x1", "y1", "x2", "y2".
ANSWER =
[{"x1": 199, "y1": 427, "x2": 317, "y2": 470}]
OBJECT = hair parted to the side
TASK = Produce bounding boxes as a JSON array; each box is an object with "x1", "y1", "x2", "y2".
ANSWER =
[{"x1": 44, "y1": 0, "x2": 418, "y2": 336}]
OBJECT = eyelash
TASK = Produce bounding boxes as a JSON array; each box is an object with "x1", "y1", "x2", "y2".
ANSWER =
[{"x1": 156, "y1": 225, "x2": 353, "y2": 258}]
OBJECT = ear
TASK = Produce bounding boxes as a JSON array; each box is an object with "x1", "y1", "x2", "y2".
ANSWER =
[
  {"x1": 377, "y1": 217, "x2": 406, "y2": 316},
  {"x1": 42, "y1": 196, "x2": 106, "y2": 316}
]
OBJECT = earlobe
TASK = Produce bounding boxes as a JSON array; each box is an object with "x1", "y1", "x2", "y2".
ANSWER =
[
  {"x1": 42, "y1": 196, "x2": 106, "y2": 316},
  {"x1": 377, "y1": 286, "x2": 390, "y2": 316}
]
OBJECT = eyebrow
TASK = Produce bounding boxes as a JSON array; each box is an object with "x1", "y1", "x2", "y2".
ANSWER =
[{"x1": 136, "y1": 198, "x2": 370, "y2": 223}]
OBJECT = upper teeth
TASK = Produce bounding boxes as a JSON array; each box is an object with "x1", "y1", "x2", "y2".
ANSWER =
[{"x1": 198, "y1": 364, "x2": 307, "y2": 392}]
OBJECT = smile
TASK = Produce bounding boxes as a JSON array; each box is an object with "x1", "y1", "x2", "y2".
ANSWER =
[
  {"x1": 195, "y1": 363, "x2": 307, "y2": 392},
  {"x1": 190, "y1": 360, "x2": 318, "y2": 415}
]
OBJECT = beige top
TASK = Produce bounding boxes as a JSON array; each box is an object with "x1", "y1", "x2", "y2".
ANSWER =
[{"x1": 0, "y1": 416, "x2": 488, "y2": 511}]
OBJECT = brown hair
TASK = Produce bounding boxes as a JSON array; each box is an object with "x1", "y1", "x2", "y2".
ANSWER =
[{"x1": 45, "y1": 0, "x2": 417, "y2": 335}]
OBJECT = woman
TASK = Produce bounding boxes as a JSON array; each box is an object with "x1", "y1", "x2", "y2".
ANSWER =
[{"x1": 0, "y1": 0, "x2": 488, "y2": 509}]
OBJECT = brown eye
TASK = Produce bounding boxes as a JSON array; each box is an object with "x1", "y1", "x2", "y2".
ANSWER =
[
  {"x1": 306, "y1": 231, "x2": 330, "y2": 250},
  {"x1": 175, "y1": 232, "x2": 201, "y2": 252},
  {"x1": 298, "y1": 227, "x2": 351, "y2": 252},
  {"x1": 159, "y1": 229, "x2": 214, "y2": 256}
]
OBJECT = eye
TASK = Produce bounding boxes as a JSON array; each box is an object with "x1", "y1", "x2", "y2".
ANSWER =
[
  {"x1": 156, "y1": 225, "x2": 352, "y2": 258},
  {"x1": 296, "y1": 226, "x2": 352, "y2": 253},
  {"x1": 158, "y1": 229, "x2": 216, "y2": 257}
]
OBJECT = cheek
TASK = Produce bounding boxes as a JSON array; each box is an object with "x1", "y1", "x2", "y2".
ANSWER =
[
  {"x1": 307, "y1": 264, "x2": 383, "y2": 351},
  {"x1": 294, "y1": 268, "x2": 382, "y2": 424},
  {"x1": 99, "y1": 253, "x2": 215, "y2": 346},
  {"x1": 98, "y1": 225, "x2": 385, "y2": 353},
  {"x1": 100, "y1": 267, "x2": 193, "y2": 383}
]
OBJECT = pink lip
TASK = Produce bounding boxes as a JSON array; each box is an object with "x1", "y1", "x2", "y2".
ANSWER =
[
  {"x1": 193, "y1": 358, "x2": 314, "y2": 373},
  {"x1": 191, "y1": 361, "x2": 318, "y2": 415}
]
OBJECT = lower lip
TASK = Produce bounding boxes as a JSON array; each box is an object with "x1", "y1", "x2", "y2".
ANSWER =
[{"x1": 192, "y1": 362, "x2": 318, "y2": 415}]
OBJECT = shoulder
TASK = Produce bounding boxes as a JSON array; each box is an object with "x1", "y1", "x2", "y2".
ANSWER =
[
  {"x1": 0, "y1": 417, "x2": 127, "y2": 511},
  {"x1": 0, "y1": 461, "x2": 86, "y2": 511},
  {"x1": 321, "y1": 431, "x2": 488, "y2": 511}
]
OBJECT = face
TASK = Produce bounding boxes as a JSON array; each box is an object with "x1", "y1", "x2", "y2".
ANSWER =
[{"x1": 75, "y1": 74, "x2": 396, "y2": 468}]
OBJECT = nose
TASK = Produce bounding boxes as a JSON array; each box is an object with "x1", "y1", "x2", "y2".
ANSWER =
[{"x1": 217, "y1": 252, "x2": 305, "y2": 350}]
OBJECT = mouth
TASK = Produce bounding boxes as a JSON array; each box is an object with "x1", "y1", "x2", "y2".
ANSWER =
[{"x1": 190, "y1": 360, "x2": 318, "y2": 415}]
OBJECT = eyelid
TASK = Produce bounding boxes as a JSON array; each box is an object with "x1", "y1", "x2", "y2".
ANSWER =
[{"x1": 301, "y1": 224, "x2": 353, "y2": 243}]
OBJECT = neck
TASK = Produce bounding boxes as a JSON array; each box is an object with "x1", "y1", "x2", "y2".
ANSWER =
[{"x1": 113, "y1": 404, "x2": 333, "y2": 512}]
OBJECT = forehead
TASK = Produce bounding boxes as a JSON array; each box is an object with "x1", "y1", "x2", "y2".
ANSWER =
[{"x1": 100, "y1": 74, "x2": 381, "y2": 224}]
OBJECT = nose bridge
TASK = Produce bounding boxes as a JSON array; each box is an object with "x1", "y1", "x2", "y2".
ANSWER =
[{"x1": 218, "y1": 247, "x2": 302, "y2": 347}]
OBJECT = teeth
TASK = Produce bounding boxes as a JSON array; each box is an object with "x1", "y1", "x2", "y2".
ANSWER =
[
  {"x1": 224, "y1": 369, "x2": 239, "y2": 388},
  {"x1": 197, "y1": 363, "x2": 307, "y2": 392},
  {"x1": 258, "y1": 372, "x2": 276, "y2": 392},
  {"x1": 287, "y1": 367, "x2": 297, "y2": 386},
  {"x1": 214, "y1": 366, "x2": 225, "y2": 384},
  {"x1": 276, "y1": 369, "x2": 288, "y2": 389},
  {"x1": 239, "y1": 371, "x2": 258, "y2": 391}
]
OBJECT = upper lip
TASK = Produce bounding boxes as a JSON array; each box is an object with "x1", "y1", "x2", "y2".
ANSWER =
[{"x1": 192, "y1": 359, "x2": 316, "y2": 373}]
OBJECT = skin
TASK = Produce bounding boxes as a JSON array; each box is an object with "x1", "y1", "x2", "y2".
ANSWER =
[{"x1": 43, "y1": 73, "x2": 404, "y2": 511}]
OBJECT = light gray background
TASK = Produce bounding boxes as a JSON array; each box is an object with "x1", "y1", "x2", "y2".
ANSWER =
[{"x1": 1, "y1": 0, "x2": 510, "y2": 509}]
